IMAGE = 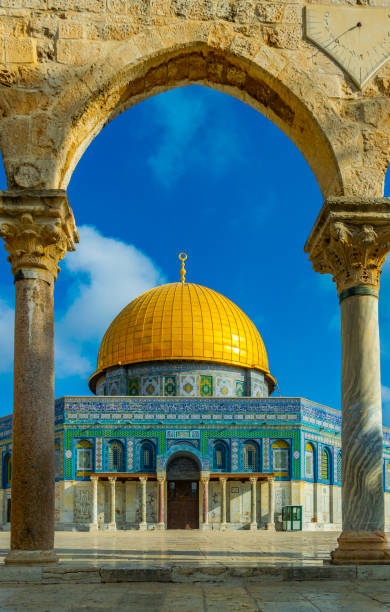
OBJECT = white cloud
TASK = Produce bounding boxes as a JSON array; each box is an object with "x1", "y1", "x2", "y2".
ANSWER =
[
  {"x1": 0, "y1": 227, "x2": 164, "y2": 380},
  {"x1": 0, "y1": 298, "x2": 13, "y2": 372},
  {"x1": 146, "y1": 87, "x2": 244, "y2": 187},
  {"x1": 55, "y1": 225, "x2": 165, "y2": 378}
]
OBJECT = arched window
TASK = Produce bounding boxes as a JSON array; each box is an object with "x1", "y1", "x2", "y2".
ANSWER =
[
  {"x1": 2, "y1": 453, "x2": 11, "y2": 489},
  {"x1": 321, "y1": 448, "x2": 331, "y2": 482},
  {"x1": 213, "y1": 441, "x2": 228, "y2": 471},
  {"x1": 305, "y1": 443, "x2": 315, "y2": 480},
  {"x1": 272, "y1": 440, "x2": 290, "y2": 474},
  {"x1": 243, "y1": 442, "x2": 258, "y2": 471},
  {"x1": 108, "y1": 440, "x2": 123, "y2": 472},
  {"x1": 140, "y1": 441, "x2": 155, "y2": 471},
  {"x1": 337, "y1": 451, "x2": 342, "y2": 483},
  {"x1": 75, "y1": 440, "x2": 93, "y2": 475}
]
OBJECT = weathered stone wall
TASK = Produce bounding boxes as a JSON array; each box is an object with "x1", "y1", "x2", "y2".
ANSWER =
[{"x1": 1, "y1": 1, "x2": 390, "y2": 203}]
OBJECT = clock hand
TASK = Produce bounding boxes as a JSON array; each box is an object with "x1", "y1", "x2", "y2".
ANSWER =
[
  {"x1": 309, "y1": 21, "x2": 362, "y2": 60},
  {"x1": 322, "y1": 21, "x2": 362, "y2": 51}
]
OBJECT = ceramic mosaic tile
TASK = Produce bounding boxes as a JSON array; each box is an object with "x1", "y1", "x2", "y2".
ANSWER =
[
  {"x1": 180, "y1": 375, "x2": 197, "y2": 396},
  {"x1": 215, "y1": 376, "x2": 234, "y2": 397},
  {"x1": 127, "y1": 439, "x2": 133, "y2": 470},
  {"x1": 200, "y1": 375, "x2": 212, "y2": 397},
  {"x1": 235, "y1": 381, "x2": 245, "y2": 397},
  {"x1": 95, "y1": 437, "x2": 103, "y2": 471},
  {"x1": 164, "y1": 375, "x2": 177, "y2": 396},
  {"x1": 263, "y1": 438, "x2": 270, "y2": 471},
  {"x1": 141, "y1": 376, "x2": 160, "y2": 396},
  {"x1": 128, "y1": 377, "x2": 139, "y2": 396}
]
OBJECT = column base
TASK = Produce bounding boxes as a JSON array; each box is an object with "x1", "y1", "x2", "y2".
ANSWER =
[
  {"x1": 250, "y1": 522, "x2": 257, "y2": 531},
  {"x1": 5, "y1": 550, "x2": 59, "y2": 565},
  {"x1": 200, "y1": 523, "x2": 210, "y2": 530},
  {"x1": 265, "y1": 522, "x2": 275, "y2": 531},
  {"x1": 157, "y1": 522, "x2": 166, "y2": 530},
  {"x1": 220, "y1": 522, "x2": 227, "y2": 531},
  {"x1": 88, "y1": 522, "x2": 99, "y2": 532},
  {"x1": 106, "y1": 523, "x2": 116, "y2": 531},
  {"x1": 139, "y1": 522, "x2": 148, "y2": 531},
  {"x1": 331, "y1": 531, "x2": 390, "y2": 565}
]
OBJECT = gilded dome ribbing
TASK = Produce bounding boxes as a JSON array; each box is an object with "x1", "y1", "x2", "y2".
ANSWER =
[{"x1": 90, "y1": 283, "x2": 274, "y2": 388}]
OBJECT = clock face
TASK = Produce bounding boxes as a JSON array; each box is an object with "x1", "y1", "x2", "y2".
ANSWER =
[{"x1": 306, "y1": 7, "x2": 390, "y2": 88}]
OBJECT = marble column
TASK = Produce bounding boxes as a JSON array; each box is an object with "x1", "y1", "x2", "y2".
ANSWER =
[
  {"x1": 139, "y1": 477, "x2": 148, "y2": 530},
  {"x1": 305, "y1": 196, "x2": 390, "y2": 564},
  {"x1": 250, "y1": 477, "x2": 257, "y2": 531},
  {"x1": 108, "y1": 477, "x2": 117, "y2": 529},
  {"x1": 90, "y1": 476, "x2": 98, "y2": 530},
  {"x1": 157, "y1": 477, "x2": 165, "y2": 530},
  {"x1": 0, "y1": 190, "x2": 78, "y2": 564},
  {"x1": 219, "y1": 477, "x2": 227, "y2": 530},
  {"x1": 266, "y1": 477, "x2": 275, "y2": 530},
  {"x1": 201, "y1": 478, "x2": 209, "y2": 529}
]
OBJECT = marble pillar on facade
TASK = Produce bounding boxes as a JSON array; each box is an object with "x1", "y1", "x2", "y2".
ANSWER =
[
  {"x1": 0, "y1": 190, "x2": 78, "y2": 564},
  {"x1": 139, "y1": 477, "x2": 148, "y2": 530},
  {"x1": 250, "y1": 477, "x2": 257, "y2": 531},
  {"x1": 108, "y1": 477, "x2": 117, "y2": 529},
  {"x1": 157, "y1": 477, "x2": 165, "y2": 530},
  {"x1": 90, "y1": 476, "x2": 98, "y2": 531},
  {"x1": 266, "y1": 477, "x2": 275, "y2": 530},
  {"x1": 219, "y1": 477, "x2": 227, "y2": 530},
  {"x1": 305, "y1": 196, "x2": 390, "y2": 564},
  {"x1": 200, "y1": 477, "x2": 210, "y2": 529}
]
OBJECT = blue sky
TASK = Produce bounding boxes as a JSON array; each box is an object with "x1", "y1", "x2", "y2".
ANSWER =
[{"x1": 1, "y1": 85, "x2": 390, "y2": 422}]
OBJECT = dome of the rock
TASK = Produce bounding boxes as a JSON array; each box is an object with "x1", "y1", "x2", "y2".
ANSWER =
[{"x1": 89, "y1": 282, "x2": 275, "y2": 393}]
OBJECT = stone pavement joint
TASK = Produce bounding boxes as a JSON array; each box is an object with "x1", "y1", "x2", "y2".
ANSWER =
[
  {"x1": 1, "y1": 531, "x2": 390, "y2": 585},
  {"x1": 1, "y1": 580, "x2": 390, "y2": 611}
]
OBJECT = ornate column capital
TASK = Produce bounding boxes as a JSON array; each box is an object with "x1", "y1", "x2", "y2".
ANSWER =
[
  {"x1": 139, "y1": 476, "x2": 148, "y2": 483},
  {"x1": 0, "y1": 189, "x2": 79, "y2": 283},
  {"x1": 305, "y1": 197, "x2": 390, "y2": 298},
  {"x1": 218, "y1": 477, "x2": 227, "y2": 483},
  {"x1": 157, "y1": 476, "x2": 166, "y2": 484},
  {"x1": 108, "y1": 476, "x2": 117, "y2": 483},
  {"x1": 200, "y1": 477, "x2": 209, "y2": 485},
  {"x1": 249, "y1": 476, "x2": 258, "y2": 484},
  {"x1": 90, "y1": 475, "x2": 99, "y2": 482}
]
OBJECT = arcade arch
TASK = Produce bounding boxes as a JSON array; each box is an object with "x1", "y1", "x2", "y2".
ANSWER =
[{"x1": 0, "y1": 2, "x2": 390, "y2": 565}]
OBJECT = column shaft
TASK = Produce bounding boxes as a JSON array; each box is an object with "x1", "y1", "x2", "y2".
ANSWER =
[
  {"x1": 109, "y1": 478, "x2": 116, "y2": 528},
  {"x1": 8, "y1": 278, "x2": 57, "y2": 562},
  {"x1": 331, "y1": 295, "x2": 390, "y2": 563},
  {"x1": 139, "y1": 477, "x2": 147, "y2": 530},
  {"x1": 91, "y1": 477, "x2": 98, "y2": 527},
  {"x1": 266, "y1": 478, "x2": 275, "y2": 530},
  {"x1": 202, "y1": 479, "x2": 209, "y2": 526},
  {"x1": 157, "y1": 478, "x2": 165, "y2": 529},
  {"x1": 341, "y1": 295, "x2": 383, "y2": 531},
  {"x1": 250, "y1": 478, "x2": 257, "y2": 530},
  {"x1": 220, "y1": 478, "x2": 227, "y2": 528}
]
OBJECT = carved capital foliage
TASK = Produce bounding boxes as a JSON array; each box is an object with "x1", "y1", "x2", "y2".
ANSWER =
[
  {"x1": 305, "y1": 197, "x2": 390, "y2": 294},
  {"x1": 0, "y1": 189, "x2": 79, "y2": 282}
]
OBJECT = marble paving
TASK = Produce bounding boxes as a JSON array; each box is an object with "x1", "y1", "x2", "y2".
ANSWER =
[
  {"x1": 0, "y1": 530, "x2": 341, "y2": 567},
  {"x1": 1, "y1": 580, "x2": 390, "y2": 611}
]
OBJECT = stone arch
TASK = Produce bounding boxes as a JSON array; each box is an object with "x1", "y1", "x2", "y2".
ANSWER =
[
  {"x1": 45, "y1": 28, "x2": 348, "y2": 197},
  {"x1": 166, "y1": 451, "x2": 201, "y2": 481}
]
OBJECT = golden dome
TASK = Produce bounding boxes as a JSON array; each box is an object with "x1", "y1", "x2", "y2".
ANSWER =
[{"x1": 90, "y1": 283, "x2": 275, "y2": 390}]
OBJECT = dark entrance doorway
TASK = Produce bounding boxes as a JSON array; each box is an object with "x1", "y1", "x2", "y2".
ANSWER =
[{"x1": 166, "y1": 455, "x2": 200, "y2": 529}]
